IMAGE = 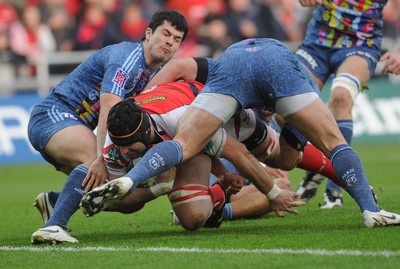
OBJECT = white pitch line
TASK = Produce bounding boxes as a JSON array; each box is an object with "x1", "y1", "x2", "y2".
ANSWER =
[{"x1": 1, "y1": 246, "x2": 400, "y2": 257}]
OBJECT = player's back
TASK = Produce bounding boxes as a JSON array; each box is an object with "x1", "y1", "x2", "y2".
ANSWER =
[{"x1": 136, "y1": 80, "x2": 204, "y2": 114}]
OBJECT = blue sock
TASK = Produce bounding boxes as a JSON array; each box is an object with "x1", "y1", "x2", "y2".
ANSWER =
[
  {"x1": 223, "y1": 203, "x2": 233, "y2": 220},
  {"x1": 125, "y1": 140, "x2": 183, "y2": 191},
  {"x1": 337, "y1": 120, "x2": 353, "y2": 145},
  {"x1": 326, "y1": 120, "x2": 354, "y2": 193},
  {"x1": 45, "y1": 165, "x2": 88, "y2": 228},
  {"x1": 330, "y1": 144, "x2": 380, "y2": 213}
]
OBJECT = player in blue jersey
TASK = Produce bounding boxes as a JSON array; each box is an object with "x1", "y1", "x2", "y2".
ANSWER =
[
  {"x1": 294, "y1": 0, "x2": 398, "y2": 208},
  {"x1": 82, "y1": 38, "x2": 400, "y2": 228},
  {"x1": 29, "y1": 10, "x2": 188, "y2": 244}
]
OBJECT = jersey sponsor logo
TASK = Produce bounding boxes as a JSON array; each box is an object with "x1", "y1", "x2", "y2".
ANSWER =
[
  {"x1": 135, "y1": 96, "x2": 167, "y2": 105},
  {"x1": 112, "y1": 68, "x2": 129, "y2": 88}
]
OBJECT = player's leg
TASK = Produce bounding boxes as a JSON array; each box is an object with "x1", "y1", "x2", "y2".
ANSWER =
[
  {"x1": 168, "y1": 154, "x2": 215, "y2": 231},
  {"x1": 321, "y1": 55, "x2": 371, "y2": 207},
  {"x1": 243, "y1": 111, "x2": 339, "y2": 185},
  {"x1": 294, "y1": 44, "x2": 330, "y2": 202},
  {"x1": 281, "y1": 96, "x2": 400, "y2": 227},
  {"x1": 44, "y1": 125, "x2": 98, "y2": 173},
  {"x1": 31, "y1": 126, "x2": 97, "y2": 244}
]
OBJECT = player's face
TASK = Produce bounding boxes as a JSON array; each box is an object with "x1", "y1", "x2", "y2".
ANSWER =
[
  {"x1": 120, "y1": 142, "x2": 146, "y2": 159},
  {"x1": 145, "y1": 21, "x2": 184, "y2": 67}
]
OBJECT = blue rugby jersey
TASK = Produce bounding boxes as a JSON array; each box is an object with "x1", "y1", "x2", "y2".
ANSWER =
[
  {"x1": 51, "y1": 42, "x2": 160, "y2": 129},
  {"x1": 303, "y1": 0, "x2": 388, "y2": 49}
]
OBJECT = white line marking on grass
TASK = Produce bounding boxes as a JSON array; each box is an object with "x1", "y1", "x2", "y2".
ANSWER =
[{"x1": 1, "y1": 246, "x2": 400, "y2": 257}]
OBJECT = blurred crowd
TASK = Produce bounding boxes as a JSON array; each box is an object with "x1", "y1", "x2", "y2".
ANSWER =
[{"x1": 0, "y1": 0, "x2": 400, "y2": 79}]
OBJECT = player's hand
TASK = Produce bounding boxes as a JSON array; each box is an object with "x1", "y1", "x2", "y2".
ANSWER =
[
  {"x1": 380, "y1": 51, "x2": 400, "y2": 75},
  {"x1": 269, "y1": 189, "x2": 305, "y2": 217},
  {"x1": 82, "y1": 156, "x2": 108, "y2": 192},
  {"x1": 298, "y1": 0, "x2": 322, "y2": 7},
  {"x1": 219, "y1": 173, "x2": 245, "y2": 195}
]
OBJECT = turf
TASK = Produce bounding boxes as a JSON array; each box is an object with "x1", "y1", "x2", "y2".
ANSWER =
[{"x1": 1, "y1": 144, "x2": 400, "y2": 269}]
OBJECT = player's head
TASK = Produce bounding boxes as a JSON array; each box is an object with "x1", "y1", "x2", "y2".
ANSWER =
[
  {"x1": 107, "y1": 98, "x2": 152, "y2": 147},
  {"x1": 141, "y1": 9, "x2": 189, "y2": 42}
]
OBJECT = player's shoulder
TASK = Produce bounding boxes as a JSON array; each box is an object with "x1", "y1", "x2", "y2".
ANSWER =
[{"x1": 98, "y1": 42, "x2": 142, "y2": 58}]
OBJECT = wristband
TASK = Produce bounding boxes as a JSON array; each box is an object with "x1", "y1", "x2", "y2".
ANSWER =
[{"x1": 266, "y1": 183, "x2": 281, "y2": 200}]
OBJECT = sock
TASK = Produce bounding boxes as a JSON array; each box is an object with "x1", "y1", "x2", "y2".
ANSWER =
[
  {"x1": 223, "y1": 203, "x2": 233, "y2": 220},
  {"x1": 330, "y1": 144, "x2": 380, "y2": 213},
  {"x1": 45, "y1": 165, "x2": 88, "y2": 228},
  {"x1": 125, "y1": 140, "x2": 183, "y2": 192},
  {"x1": 297, "y1": 143, "x2": 345, "y2": 189},
  {"x1": 325, "y1": 120, "x2": 354, "y2": 193},
  {"x1": 337, "y1": 120, "x2": 353, "y2": 145},
  {"x1": 208, "y1": 183, "x2": 226, "y2": 211}
]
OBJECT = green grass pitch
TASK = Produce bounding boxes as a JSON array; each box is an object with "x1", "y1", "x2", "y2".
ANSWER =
[{"x1": 1, "y1": 143, "x2": 400, "y2": 269}]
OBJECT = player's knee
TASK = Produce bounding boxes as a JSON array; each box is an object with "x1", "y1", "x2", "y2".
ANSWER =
[
  {"x1": 275, "y1": 157, "x2": 298, "y2": 171},
  {"x1": 179, "y1": 212, "x2": 209, "y2": 231},
  {"x1": 253, "y1": 126, "x2": 280, "y2": 162},
  {"x1": 330, "y1": 73, "x2": 361, "y2": 106},
  {"x1": 168, "y1": 184, "x2": 212, "y2": 231},
  {"x1": 274, "y1": 146, "x2": 301, "y2": 170}
]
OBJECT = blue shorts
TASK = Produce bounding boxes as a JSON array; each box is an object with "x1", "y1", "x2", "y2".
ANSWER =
[
  {"x1": 27, "y1": 94, "x2": 88, "y2": 169},
  {"x1": 295, "y1": 43, "x2": 380, "y2": 82},
  {"x1": 202, "y1": 38, "x2": 320, "y2": 111}
]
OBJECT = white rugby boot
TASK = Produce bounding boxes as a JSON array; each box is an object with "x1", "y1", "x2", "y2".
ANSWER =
[
  {"x1": 363, "y1": 209, "x2": 400, "y2": 228},
  {"x1": 31, "y1": 225, "x2": 78, "y2": 244}
]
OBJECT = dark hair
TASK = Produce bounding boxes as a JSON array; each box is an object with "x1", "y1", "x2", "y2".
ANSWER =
[
  {"x1": 141, "y1": 9, "x2": 189, "y2": 42},
  {"x1": 107, "y1": 98, "x2": 152, "y2": 147}
]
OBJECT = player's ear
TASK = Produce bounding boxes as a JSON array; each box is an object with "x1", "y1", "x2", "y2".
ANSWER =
[{"x1": 145, "y1": 28, "x2": 152, "y2": 40}]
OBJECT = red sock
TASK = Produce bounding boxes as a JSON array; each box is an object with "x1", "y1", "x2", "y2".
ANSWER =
[
  {"x1": 208, "y1": 183, "x2": 226, "y2": 211},
  {"x1": 297, "y1": 143, "x2": 346, "y2": 189}
]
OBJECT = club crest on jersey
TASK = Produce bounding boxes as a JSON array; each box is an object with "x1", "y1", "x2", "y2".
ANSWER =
[
  {"x1": 107, "y1": 146, "x2": 120, "y2": 161},
  {"x1": 113, "y1": 68, "x2": 129, "y2": 88}
]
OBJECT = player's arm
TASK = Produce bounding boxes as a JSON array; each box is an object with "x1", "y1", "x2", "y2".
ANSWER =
[
  {"x1": 146, "y1": 57, "x2": 210, "y2": 88},
  {"x1": 83, "y1": 92, "x2": 122, "y2": 192},
  {"x1": 219, "y1": 134, "x2": 304, "y2": 217}
]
